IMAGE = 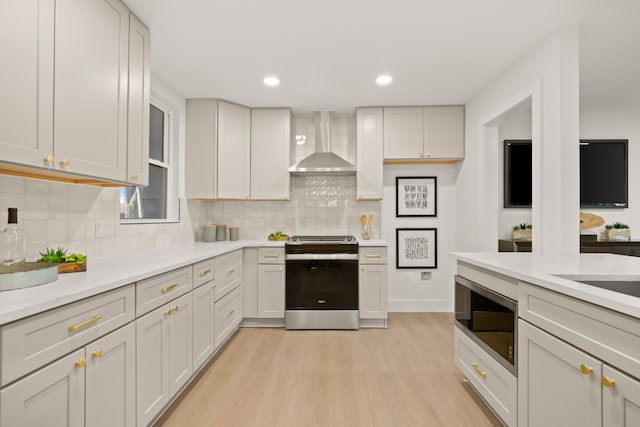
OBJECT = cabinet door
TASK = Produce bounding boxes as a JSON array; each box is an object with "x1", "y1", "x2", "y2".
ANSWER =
[
  {"x1": 85, "y1": 323, "x2": 136, "y2": 427},
  {"x1": 356, "y1": 108, "x2": 383, "y2": 200},
  {"x1": 215, "y1": 286, "x2": 242, "y2": 349},
  {"x1": 54, "y1": 0, "x2": 129, "y2": 181},
  {"x1": 185, "y1": 99, "x2": 218, "y2": 198},
  {"x1": 359, "y1": 263, "x2": 387, "y2": 319},
  {"x1": 0, "y1": 0, "x2": 54, "y2": 167},
  {"x1": 251, "y1": 108, "x2": 291, "y2": 200},
  {"x1": 518, "y1": 320, "x2": 601, "y2": 427},
  {"x1": 424, "y1": 106, "x2": 464, "y2": 159},
  {"x1": 218, "y1": 101, "x2": 251, "y2": 199},
  {"x1": 0, "y1": 349, "x2": 85, "y2": 427},
  {"x1": 168, "y1": 293, "x2": 193, "y2": 397},
  {"x1": 136, "y1": 305, "x2": 170, "y2": 427},
  {"x1": 383, "y1": 107, "x2": 423, "y2": 159},
  {"x1": 258, "y1": 265, "x2": 285, "y2": 318},
  {"x1": 126, "y1": 14, "x2": 150, "y2": 186},
  {"x1": 603, "y1": 365, "x2": 640, "y2": 427},
  {"x1": 192, "y1": 283, "x2": 215, "y2": 371}
]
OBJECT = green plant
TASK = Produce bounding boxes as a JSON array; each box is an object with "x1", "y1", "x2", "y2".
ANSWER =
[
  {"x1": 269, "y1": 230, "x2": 286, "y2": 237},
  {"x1": 605, "y1": 222, "x2": 629, "y2": 230},
  {"x1": 512, "y1": 223, "x2": 532, "y2": 231},
  {"x1": 37, "y1": 246, "x2": 68, "y2": 263},
  {"x1": 37, "y1": 247, "x2": 87, "y2": 264}
]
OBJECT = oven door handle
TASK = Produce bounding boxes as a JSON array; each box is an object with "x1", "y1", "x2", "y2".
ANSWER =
[{"x1": 285, "y1": 254, "x2": 359, "y2": 261}]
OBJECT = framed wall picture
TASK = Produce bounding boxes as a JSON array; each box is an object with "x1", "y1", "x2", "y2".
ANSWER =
[
  {"x1": 396, "y1": 176, "x2": 437, "y2": 217},
  {"x1": 396, "y1": 228, "x2": 437, "y2": 269}
]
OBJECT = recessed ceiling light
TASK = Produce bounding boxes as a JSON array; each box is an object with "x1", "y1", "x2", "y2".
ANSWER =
[
  {"x1": 263, "y1": 76, "x2": 280, "y2": 87},
  {"x1": 376, "y1": 75, "x2": 393, "y2": 85}
]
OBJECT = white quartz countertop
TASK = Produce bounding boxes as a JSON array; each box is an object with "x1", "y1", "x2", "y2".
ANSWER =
[
  {"x1": 0, "y1": 238, "x2": 388, "y2": 325},
  {"x1": 453, "y1": 252, "x2": 640, "y2": 319}
]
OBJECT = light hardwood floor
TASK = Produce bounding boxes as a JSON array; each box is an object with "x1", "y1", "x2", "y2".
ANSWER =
[{"x1": 156, "y1": 313, "x2": 502, "y2": 427}]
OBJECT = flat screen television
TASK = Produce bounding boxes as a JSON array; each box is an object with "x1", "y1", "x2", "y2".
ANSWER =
[
  {"x1": 503, "y1": 139, "x2": 629, "y2": 209},
  {"x1": 580, "y1": 139, "x2": 628, "y2": 208},
  {"x1": 503, "y1": 140, "x2": 532, "y2": 208}
]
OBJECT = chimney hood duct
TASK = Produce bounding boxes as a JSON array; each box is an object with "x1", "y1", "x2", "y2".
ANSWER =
[{"x1": 288, "y1": 111, "x2": 357, "y2": 175}]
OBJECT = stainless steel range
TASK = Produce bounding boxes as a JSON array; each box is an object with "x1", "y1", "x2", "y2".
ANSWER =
[{"x1": 285, "y1": 235, "x2": 359, "y2": 330}]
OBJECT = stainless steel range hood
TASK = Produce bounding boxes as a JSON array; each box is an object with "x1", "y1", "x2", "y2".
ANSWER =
[{"x1": 288, "y1": 111, "x2": 356, "y2": 175}]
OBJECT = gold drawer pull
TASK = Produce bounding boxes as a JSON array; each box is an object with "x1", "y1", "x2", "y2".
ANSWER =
[
  {"x1": 211, "y1": 283, "x2": 216, "y2": 289},
  {"x1": 68, "y1": 314, "x2": 102, "y2": 332},
  {"x1": 227, "y1": 309, "x2": 235, "y2": 318},
  {"x1": 92, "y1": 349, "x2": 103, "y2": 358},
  {"x1": 199, "y1": 268, "x2": 212, "y2": 277},
  {"x1": 161, "y1": 283, "x2": 178, "y2": 293},
  {"x1": 601, "y1": 376, "x2": 616, "y2": 388},
  {"x1": 264, "y1": 254, "x2": 280, "y2": 259},
  {"x1": 366, "y1": 254, "x2": 381, "y2": 258},
  {"x1": 172, "y1": 305, "x2": 179, "y2": 313},
  {"x1": 164, "y1": 309, "x2": 172, "y2": 316},
  {"x1": 227, "y1": 269, "x2": 235, "y2": 276},
  {"x1": 471, "y1": 363, "x2": 487, "y2": 378},
  {"x1": 279, "y1": 267, "x2": 283, "y2": 272},
  {"x1": 75, "y1": 358, "x2": 87, "y2": 368},
  {"x1": 580, "y1": 364, "x2": 593, "y2": 375}
]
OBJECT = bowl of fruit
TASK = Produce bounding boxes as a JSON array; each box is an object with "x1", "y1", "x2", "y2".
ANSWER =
[{"x1": 268, "y1": 231, "x2": 289, "y2": 241}]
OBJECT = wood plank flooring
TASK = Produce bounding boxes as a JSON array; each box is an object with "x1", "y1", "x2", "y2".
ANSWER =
[{"x1": 156, "y1": 313, "x2": 502, "y2": 427}]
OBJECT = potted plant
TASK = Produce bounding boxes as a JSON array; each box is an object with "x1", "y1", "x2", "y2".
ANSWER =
[
  {"x1": 37, "y1": 246, "x2": 88, "y2": 273},
  {"x1": 512, "y1": 223, "x2": 532, "y2": 240},
  {"x1": 604, "y1": 222, "x2": 631, "y2": 240}
]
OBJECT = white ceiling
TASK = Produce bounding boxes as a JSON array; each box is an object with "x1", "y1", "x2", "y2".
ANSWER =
[{"x1": 123, "y1": 0, "x2": 640, "y2": 114}]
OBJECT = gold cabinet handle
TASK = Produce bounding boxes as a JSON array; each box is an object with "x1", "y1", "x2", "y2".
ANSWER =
[
  {"x1": 227, "y1": 269, "x2": 235, "y2": 276},
  {"x1": 60, "y1": 159, "x2": 70, "y2": 166},
  {"x1": 227, "y1": 309, "x2": 235, "y2": 318},
  {"x1": 580, "y1": 364, "x2": 593, "y2": 375},
  {"x1": 68, "y1": 314, "x2": 102, "y2": 332},
  {"x1": 172, "y1": 305, "x2": 179, "y2": 313},
  {"x1": 211, "y1": 283, "x2": 216, "y2": 289},
  {"x1": 44, "y1": 155, "x2": 54, "y2": 164},
  {"x1": 164, "y1": 309, "x2": 172, "y2": 316},
  {"x1": 161, "y1": 283, "x2": 178, "y2": 293},
  {"x1": 130, "y1": 175, "x2": 138, "y2": 181},
  {"x1": 366, "y1": 254, "x2": 381, "y2": 258},
  {"x1": 92, "y1": 349, "x2": 103, "y2": 358},
  {"x1": 283, "y1": 195, "x2": 288, "y2": 199},
  {"x1": 471, "y1": 363, "x2": 487, "y2": 378},
  {"x1": 279, "y1": 267, "x2": 283, "y2": 272},
  {"x1": 75, "y1": 358, "x2": 87, "y2": 368},
  {"x1": 425, "y1": 152, "x2": 431, "y2": 158},
  {"x1": 601, "y1": 376, "x2": 616, "y2": 388},
  {"x1": 199, "y1": 268, "x2": 212, "y2": 277},
  {"x1": 361, "y1": 267, "x2": 365, "y2": 272},
  {"x1": 419, "y1": 152, "x2": 424, "y2": 158},
  {"x1": 264, "y1": 254, "x2": 280, "y2": 259}
]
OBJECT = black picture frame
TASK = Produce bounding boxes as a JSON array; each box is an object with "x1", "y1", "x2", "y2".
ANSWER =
[
  {"x1": 396, "y1": 176, "x2": 437, "y2": 217},
  {"x1": 396, "y1": 228, "x2": 437, "y2": 269}
]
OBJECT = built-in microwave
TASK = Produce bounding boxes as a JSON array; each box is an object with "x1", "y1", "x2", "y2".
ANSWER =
[{"x1": 454, "y1": 275, "x2": 517, "y2": 376}]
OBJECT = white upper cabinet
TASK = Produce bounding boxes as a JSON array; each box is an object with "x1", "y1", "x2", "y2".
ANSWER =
[
  {"x1": 126, "y1": 14, "x2": 150, "y2": 186},
  {"x1": 250, "y1": 108, "x2": 291, "y2": 200},
  {"x1": 383, "y1": 106, "x2": 464, "y2": 161},
  {"x1": 0, "y1": 0, "x2": 54, "y2": 167},
  {"x1": 218, "y1": 101, "x2": 251, "y2": 199},
  {"x1": 356, "y1": 108, "x2": 384, "y2": 200},
  {"x1": 53, "y1": 0, "x2": 130, "y2": 181}
]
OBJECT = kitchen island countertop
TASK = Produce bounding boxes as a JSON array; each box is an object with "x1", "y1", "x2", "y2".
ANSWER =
[{"x1": 453, "y1": 252, "x2": 640, "y2": 320}]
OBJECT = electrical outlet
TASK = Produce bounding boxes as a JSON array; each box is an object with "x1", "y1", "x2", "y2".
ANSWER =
[
  {"x1": 421, "y1": 271, "x2": 432, "y2": 281},
  {"x1": 95, "y1": 220, "x2": 105, "y2": 238}
]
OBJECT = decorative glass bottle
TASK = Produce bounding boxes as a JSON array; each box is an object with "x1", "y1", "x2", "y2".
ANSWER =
[{"x1": 1, "y1": 208, "x2": 26, "y2": 265}]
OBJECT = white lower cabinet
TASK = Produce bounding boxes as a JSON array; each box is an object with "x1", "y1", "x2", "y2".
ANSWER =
[
  {"x1": 358, "y1": 247, "x2": 388, "y2": 327},
  {"x1": 519, "y1": 319, "x2": 640, "y2": 427},
  {"x1": 0, "y1": 323, "x2": 135, "y2": 427},
  {"x1": 136, "y1": 292, "x2": 192, "y2": 427},
  {"x1": 258, "y1": 264, "x2": 285, "y2": 318},
  {"x1": 215, "y1": 286, "x2": 243, "y2": 349},
  {"x1": 192, "y1": 281, "x2": 216, "y2": 371}
]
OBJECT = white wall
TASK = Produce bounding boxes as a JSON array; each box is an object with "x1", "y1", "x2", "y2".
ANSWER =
[
  {"x1": 457, "y1": 29, "x2": 580, "y2": 255},
  {"x1": 382, "y1": 163, "x2": 460, "y2": 312},
  {"x1": 580, "y1": 112, "x2": 640, "y2": 237}
]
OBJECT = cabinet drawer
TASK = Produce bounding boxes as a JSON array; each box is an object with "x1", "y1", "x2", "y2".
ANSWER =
[
  {"x1": 519, "y1": 282, "x2": 640, "y2": 380},
  {"x1": 454, "y1": 326, "x2": 517, "y2": 427},
  {"x1": 0, "y1": 285, "x2": 135, "y2": 387},
  {"x1": 215, "y1": 286, "x2": 242, "y2": 349},
  {"x1": 193, "y1": 258, "x2": 215, "y2": 288},
  {"x1": 258, "y1": 248, "x2": 284, "y2": 264},
  {"x1": 136, "y1": 266, "x2": 193, "y2": 316},
  {"x1": 214, "y1": 250, "x2": 242, "y2": 301},
  {"x1": 359, "y1": 247, "x2": 387, "y2": 265}
]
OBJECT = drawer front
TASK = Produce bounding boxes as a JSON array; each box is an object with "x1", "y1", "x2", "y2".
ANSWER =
[
  {"x1": 193, "y1": 258, "x2": 215, "y2": 288},
  {"x1": 454, "y1": 326, "x2": 517, "y2": 427},
  {"x1": 1, "y1": 285, "x2": 135, "y2": 387},
  {"x1": 359, "y1": 247, "x2": 387, "y2": 265},
  {"x1": 258, "y1": 248, "x2": 284, "y2": 264},
  {"x1": 214, "y1": 286, "x2": 242, "y2": 349},
  {"x1": 519, "y1": 282, "x2": 640, "y2": 380},
  {"x1": 214, "y1": 250, "x2": 242, "y2": 301},
  {"x1": 136, "y1": 266, "x2": 193, "y2": 316}
]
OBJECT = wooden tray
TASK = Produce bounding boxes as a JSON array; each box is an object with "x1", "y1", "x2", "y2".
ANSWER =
[
  {"x1": 268, "y1": 235, "x2": 289, "y2": 241},
  {"x1": 58, "y1": 262, "x2": 87, "y2": 274}
]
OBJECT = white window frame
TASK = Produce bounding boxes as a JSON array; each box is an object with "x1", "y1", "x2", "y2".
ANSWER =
[{"x1": 120, "y1": 93, "x2": 180, "y2": 224}]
